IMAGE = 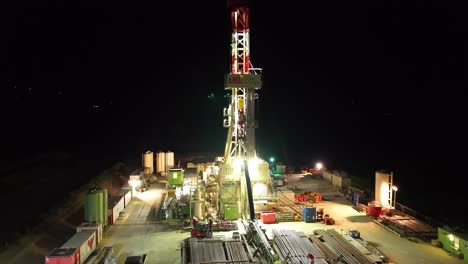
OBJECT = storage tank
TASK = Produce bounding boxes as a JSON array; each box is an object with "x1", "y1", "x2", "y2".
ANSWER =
[
  {"x1": 142, "y1": 151, "x2": 154, "y2": 174},
  {"x1": 192, "y1": 200, "x2": 203, "y2": 219},
  {"x1": 367, "y1": 201, "x2": 383, "y2": 217},
  {"x1": 302, "y1": 207, "x2": 317, "y2": 223},
  {"x1": 102, "y1": 188, "x2": 108, "y2": 226},
  {"x1": 166, "y1": 151, "x2": 175, "y2": 170},
  {"x1": 156, "y1": 151, "x2": 166, "y2": 173},
  {"x1": 257, "y1": 161, "x2": 270, "y2": 182},
  {"x1": 84, "y1": 189, "x2": 104, "y2": 224}
]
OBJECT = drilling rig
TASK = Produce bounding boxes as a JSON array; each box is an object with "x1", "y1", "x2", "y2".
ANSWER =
[
  {"x1": 219, "y1": 1, "x2": 278, "y2": 262},
  {"x1": 223, "y1": 0, "x2": 262, "y2": 161},
  {"x1": 219, "y1": 0, "x2": 275, "y2": 222}
]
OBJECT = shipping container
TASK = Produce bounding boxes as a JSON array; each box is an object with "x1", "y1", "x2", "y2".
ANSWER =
[
  {"x1": 275, "y1": 165, "x2": 286, "y2": 174},
  {"x1": 168, "y1": 168, "x2": 184, "y2": 186},
  {"x1": 116, "y1": 188, "x2": 132, "y2": 208},
  {"x1": 323, "y1": 170, "x2": 333, "y2": 183},
  {"x1": 45, "y1": 248, "x2": 79, "y2": 264},
  {"x1": 261, "y1": 212, "x2": 276, "y2": 224},
  {"x1": 302, "y1": 207, "x2": 316, "y2": 223},
  {"x1": 122, "y1": 185, "x2": 133, "y2": 199},
  {"x1": 61, "y1": 230, "x2": 96, "y2": 264},
  {"x1": 76, "y1": 222, "x2": 103, "y2": 245},
  {"x1": 124, "y1": 191, "x2": 131, "y2": 207},
  {"x1": 108, "y1": 195, "x2": 125, "y2": 224}
]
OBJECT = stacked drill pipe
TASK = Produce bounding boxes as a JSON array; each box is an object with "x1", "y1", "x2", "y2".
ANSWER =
[
  {"x1": 247, "y1": 221, "x2": 276, "y2": 263},
  {"x1": 188, "y1": 238, "x2": 249, "y2": 264},
  {"x1": 382, "y1": 215, "x2": 436, "y2": 238},
  {"x1": 225, "y1": 240, "x2": 250, "y2": 264},
  {"x1": 277, "y1": 191, "x2": 303, "y2": 221},
  {"x1": 309, "y1": 235, "x2": 339, "y2": 261},
  {"x1": 314, "y1": 229, "x2": 374, "y2": 264},
  {"x1": 189, "y1": 238, "x2": 227, "y2": 264},
  {"x1": 272, "y1": 229, "x2": 328, "y2": 264}
]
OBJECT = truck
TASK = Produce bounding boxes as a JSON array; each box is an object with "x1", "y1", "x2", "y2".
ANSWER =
[{"x1": 124, "y1": 254, "x2": 147, "y2": 264}]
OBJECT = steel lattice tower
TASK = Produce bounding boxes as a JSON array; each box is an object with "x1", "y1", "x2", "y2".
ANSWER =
[{"x1": 223, "y1": 0, "x2": 262, "y2": 163}]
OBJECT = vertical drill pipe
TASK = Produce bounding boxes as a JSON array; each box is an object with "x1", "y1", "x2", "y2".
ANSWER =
[{"x1": 243, "y1": 160, "x2": 256, "y2": 221}]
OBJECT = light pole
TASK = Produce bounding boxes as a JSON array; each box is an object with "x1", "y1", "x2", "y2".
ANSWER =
[
  {"x1": 392, "y1": 186, "x2": 398, "y2": 209},
  {"x1": 315, "y1": 162, "x2": 323, "y2": 170},
  {"x1": 269, "y1": 157, "x2": 275, "y2": 175}
]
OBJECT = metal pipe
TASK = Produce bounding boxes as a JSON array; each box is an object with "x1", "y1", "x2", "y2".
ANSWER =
[{"x1": 243, "y1": 160, "x2": 256, "y2": 221}]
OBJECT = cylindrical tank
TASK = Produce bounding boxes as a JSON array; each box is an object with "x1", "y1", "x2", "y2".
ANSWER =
[
  {"x1": 192, "y1": 201, "x2": 203, "y2": 219},
  {"x1": 102, "y1": 188, "x2": 108, "y2": 225},
  {"x1": 156, "y1": 151, "x2": 166, "y2": 173},
  {"x1": 85, "y1": 189, "x2": 104, "y2": 223},
  {"x1": 367, "y1": 201, "x2": 383, "y2": 217},
  {"x1": 193, "y1": 188, "x2": 201, "y2": 200},
  {"x1": 166, "y1": 151, "x2": 174, "y2": 170},
  {"x1": 257, "y1": 161, "x2": 270, "y2": 182},
  {"x1": 142, "y1": 151, "x2": 154, "y2": 174}
]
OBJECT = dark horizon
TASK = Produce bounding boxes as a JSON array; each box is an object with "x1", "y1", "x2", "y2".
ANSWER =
[{"x1": 3, "y1": 1, "x2": 467, "y2": 228}]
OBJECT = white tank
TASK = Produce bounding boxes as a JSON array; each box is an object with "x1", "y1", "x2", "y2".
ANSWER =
[
  {"x1": 257, "y1": 161, "x2": 270, "y2": 182},
  {"x1": 156, "y1": 151, "x2": 166, "y2": 173},
  {"x1": 192, "y1": 201, "x2": 203, "y2": 219},
  {"x1": 142, "y1": 151, "x2": 154, "y2": 174},
  {"x1": 166, "y1": 151, "x2": 175, "y2": 170},
  {"x1": 193, "y1": 188, "x2": 201, "y2": 200}
]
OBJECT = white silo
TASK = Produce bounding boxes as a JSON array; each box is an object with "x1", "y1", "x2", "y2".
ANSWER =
[
  {"x1": 156, "y1": 151, "x2": 166, "y2": 174},
  {"x1": 142, "y1": 151, "x2": 154, "y2": 174},
  {"x1": 166, "y1": 151, "x2": 175, "y2": 170}
]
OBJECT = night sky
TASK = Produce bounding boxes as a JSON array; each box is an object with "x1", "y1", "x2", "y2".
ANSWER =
[{"x1": 3, "y1": 2, "x2": 467, "y2": 224}]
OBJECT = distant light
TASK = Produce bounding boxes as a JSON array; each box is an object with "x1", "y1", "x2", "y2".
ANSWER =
[
  {"x1": 233, "y1": 158, "x2": 243, "y2": 173},
  {"x1": 392, "y1": 186, "x2": 398, "y2": 191},
  {"x1": 248, "y1": 158, "x2": 260, "y2": 179},
  {"x1": 269, "y1": 157, "x2": 275, "y2": 163},
  {"x1": 315, "y1": 162, "x2": 323, "y2": 170},
  {"x1": 253, "y1": 183, "x2": 267, "y2": 195},
  {"x1": 129, "y1": 179, "x2": 140, "y2": 187}
]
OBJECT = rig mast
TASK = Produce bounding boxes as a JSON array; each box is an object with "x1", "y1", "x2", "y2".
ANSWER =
[{"x1": 223, "y1": 0, "x2": 262, "y2": 162}]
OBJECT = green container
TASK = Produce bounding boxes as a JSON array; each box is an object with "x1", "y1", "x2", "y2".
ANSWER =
[
  {"x1": 438, "y1": 227, "x2": 468, "y2": 261},
  {"x1": 224, "y1": 204, "x2": 239, "y2": 220},
  {"x1": 85, "y1": 189, "x2": 105, "y2": 224},
  {"x1": 168, "y1": 169, "x2": 184, "y2": 186}
]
